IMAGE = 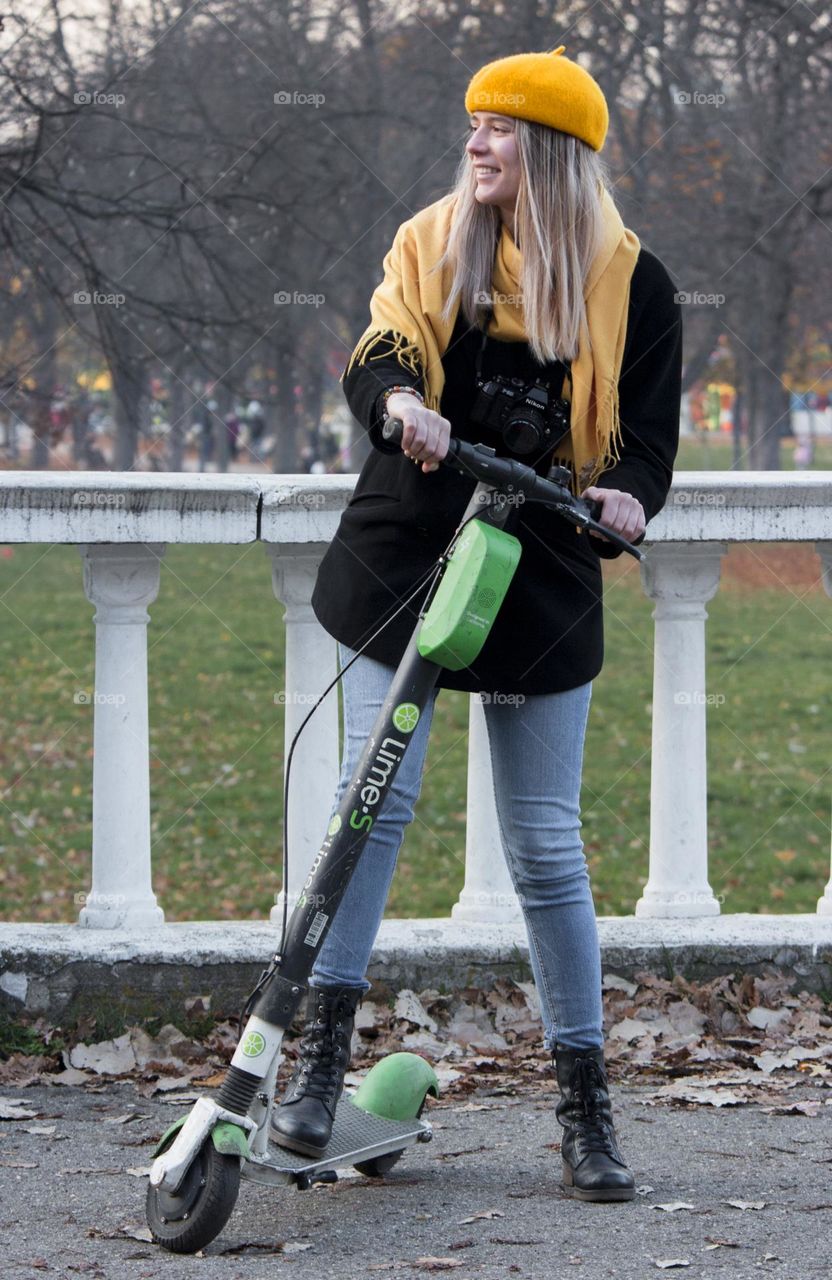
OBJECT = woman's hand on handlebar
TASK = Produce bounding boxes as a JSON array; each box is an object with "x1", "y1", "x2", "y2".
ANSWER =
[
  {"x1": 580, "y1": 485, "x2": 646, "y2": 544},
  {"x1": 384, "y1": 392, "x2": 451, "y2": 473}
]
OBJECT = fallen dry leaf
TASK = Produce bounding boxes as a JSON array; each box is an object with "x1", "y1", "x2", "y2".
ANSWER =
[
  {"x1": 47, "y1": 1067, "x2": 92, "y2": 1087},
  {"x1": 394, "y1": 990, "x2": 439, "y2": 1034},
  {"x1": 86, "y1": 1223, "x2": 154, "y2": 1242},
  {"x1": 0, "y1": 1100, "x2": 38, "y2": 1120},
  {"x1": 643, "y1": 1081, "x2": 750, "y2": 1108},
  {"x1": 67, "y1": 1034, "x2": 135, "y2": 1075},
  {"x1": 761, "y1": 1100, "x2": 821, "y2": 1117}
]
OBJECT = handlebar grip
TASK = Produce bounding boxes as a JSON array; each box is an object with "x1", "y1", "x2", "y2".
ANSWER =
[{"x1": 381, "y1": 416, "x2": 405, "y2": 446}]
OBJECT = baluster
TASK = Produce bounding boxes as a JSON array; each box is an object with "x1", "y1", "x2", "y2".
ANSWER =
[
  {"x1": 636, "y1": 543, "x2": 727, "y2": 917},
  {"x1": 266, "y1": 544, "x2": 341, "y2": 918},
  {"x1": 77, "y1": 543, "x2": 166, "y2": 927}
]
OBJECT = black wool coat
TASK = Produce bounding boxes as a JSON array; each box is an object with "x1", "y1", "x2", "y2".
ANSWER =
[{"x1": 311, "y1": 246, "x2": 683, "y2": 695}]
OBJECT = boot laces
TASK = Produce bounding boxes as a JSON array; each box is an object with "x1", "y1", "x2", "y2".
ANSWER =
[
  {"x1": 572, "y1": 1057, "x2": 616, "y2": 1155},
  {"x1": 293, "y1": 998, "x2": 353, "y2": 1103}
]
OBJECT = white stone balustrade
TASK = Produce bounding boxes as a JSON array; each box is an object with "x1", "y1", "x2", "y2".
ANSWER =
[{"x1": 0, "y1": 469, "x2": 830, "y2": 930}]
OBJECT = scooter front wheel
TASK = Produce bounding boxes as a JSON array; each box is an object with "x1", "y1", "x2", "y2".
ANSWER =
[{"x1": 146, "y1": 1139, "x2": 240, "y2": 1254}]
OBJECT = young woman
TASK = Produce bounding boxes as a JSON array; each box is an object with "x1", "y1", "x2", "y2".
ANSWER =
[{"x1": 273, "y1": 47, "x2": 682, "y2": 1203}]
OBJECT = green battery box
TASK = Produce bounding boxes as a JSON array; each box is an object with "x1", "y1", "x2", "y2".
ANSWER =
[{"x1": 417, "y1": 518, "x2": 522, "y2": 670}]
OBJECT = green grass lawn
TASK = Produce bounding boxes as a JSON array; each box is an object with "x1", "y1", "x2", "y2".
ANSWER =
[
  {"x1": 0, "y1": 437, "x2": 829, "y2": 921},
  {"x1": 676, "y1": 433, "x2": 832, "y2": 471}
]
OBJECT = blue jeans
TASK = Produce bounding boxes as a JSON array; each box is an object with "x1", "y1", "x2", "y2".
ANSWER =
[{"x1": 310, "y1": 642, "x2": 603, "y2": 1051}]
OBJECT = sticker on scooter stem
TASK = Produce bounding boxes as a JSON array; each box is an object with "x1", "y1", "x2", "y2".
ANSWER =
[
  {"x1": 304, "y1": 910, "x2": 329, "y2": 947},
  {"x1": 392, "y1": 702, "x2": 420, "y2": 733},
  {"x1": 328, "y1": 814, "x2": 342, "y2": 836},
  {"x1": 241, "y1": 1030, "x2": 266, "y2": 1058}
]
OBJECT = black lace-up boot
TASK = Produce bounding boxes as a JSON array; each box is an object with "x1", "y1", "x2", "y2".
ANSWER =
[
  {"x1": 271, "y1": 984, "x2": 363, "y2": 1157},
  {"x1": 553, "y1": 1042, "x2": 635, "y2": 1202}
]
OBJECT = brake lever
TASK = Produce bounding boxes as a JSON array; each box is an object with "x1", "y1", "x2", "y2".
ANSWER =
[{"x1": 537, "y1": 495, "x2": 645, "y2": 562}]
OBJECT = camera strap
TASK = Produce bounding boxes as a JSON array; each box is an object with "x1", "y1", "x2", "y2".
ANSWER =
[
  {"x1": 474, "y1": 301, "x2": 493, "y2": 379},
  {"x1": 474, "y1": 299, "x2": 572, "y2": 397}
]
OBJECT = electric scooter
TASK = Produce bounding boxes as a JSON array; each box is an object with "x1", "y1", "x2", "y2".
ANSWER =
[{"x1": 146, "y1": 418, "x2": 643, "y2": 1253}]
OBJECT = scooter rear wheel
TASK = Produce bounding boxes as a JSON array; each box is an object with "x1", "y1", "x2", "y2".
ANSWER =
[
  {"x1": 353, "y1": 1148, "x2": 406, "y2": 1178},
  {"x1": 353, "y1": 1098, "x2": 426, "y2": 1179},
  {"x1": 146, "y1": 1139, "x2": 240, "y2": 1254}
]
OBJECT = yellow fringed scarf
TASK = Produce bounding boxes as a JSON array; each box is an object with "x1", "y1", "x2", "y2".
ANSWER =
[{"x1": 342, "y1": 187, "x2": 640, "y2": 496}]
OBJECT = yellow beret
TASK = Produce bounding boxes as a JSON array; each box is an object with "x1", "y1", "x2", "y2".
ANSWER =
[{"x1": 464, "y1": 45, "x2": 609, "y2": 152}]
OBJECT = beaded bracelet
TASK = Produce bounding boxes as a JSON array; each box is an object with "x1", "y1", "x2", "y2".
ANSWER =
[
  {"x1": 380, "y1": 384, "x2": 425, "y2": 419},
  {"x1": 379, "y1": 385, "x2": 428, "y2": 464}
]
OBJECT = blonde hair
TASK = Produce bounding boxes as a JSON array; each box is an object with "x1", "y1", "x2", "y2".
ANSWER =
[{"x1": 435, "y1": 117, "x2": 613, "y2": 364}]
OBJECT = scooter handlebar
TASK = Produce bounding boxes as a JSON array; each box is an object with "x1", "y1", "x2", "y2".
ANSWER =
[{"x1": 380, "y1": 415, "x2": 644, "y2": 561}]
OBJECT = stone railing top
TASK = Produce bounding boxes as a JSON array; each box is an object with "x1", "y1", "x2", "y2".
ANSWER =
[
  {"x1": 0, "y1": 468, "x2": 830, "y2": 545},
  {"x1": 0, "y1": 470, "x2": 262, "y2": 544}
]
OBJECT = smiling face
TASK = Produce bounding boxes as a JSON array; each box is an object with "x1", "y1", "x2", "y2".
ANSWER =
[{"x1": 466, "y1": 111, "x2": 521, "y2": 231}]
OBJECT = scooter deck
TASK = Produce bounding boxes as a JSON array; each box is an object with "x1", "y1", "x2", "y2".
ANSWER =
[{"x1": 242, "y1": 1097, "x2": 430, "y2": 1186}]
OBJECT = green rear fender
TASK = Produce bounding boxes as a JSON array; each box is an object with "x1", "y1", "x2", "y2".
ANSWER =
[
  {"x1": 351, "y1": 1052, "x2": 440, "y2": 1121},
  {"x1": 153, "y1": 1115, "x2": 250, "y2": 1161}
]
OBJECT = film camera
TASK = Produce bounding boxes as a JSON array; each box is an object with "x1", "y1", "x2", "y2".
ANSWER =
[
  {"x1": 469, "y1": 371, "x2": 571, "y2": 457},
  {"x1": 470, "y1": 305, "x2": 572, "y2": 457}
]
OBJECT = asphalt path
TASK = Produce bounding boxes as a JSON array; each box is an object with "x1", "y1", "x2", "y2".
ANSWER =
[{"x1": 1, "y1": 1079, "x2": 829, "y2": 1280}]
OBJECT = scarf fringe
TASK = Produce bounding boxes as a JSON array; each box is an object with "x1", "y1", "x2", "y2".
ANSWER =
[
  {"x1": 342, "y1": 327, "x2": 427, "y2": 387},
  {"x1": 584, "y1": 376, "x2": 624, "y2": 492}
]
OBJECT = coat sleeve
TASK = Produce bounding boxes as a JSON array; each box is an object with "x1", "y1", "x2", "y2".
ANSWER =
[
  {"x1": 587, "y1": 248, "x2": 683, "y2": 559},
  {"x1": 341, "y1": 355, "x2": 425, "y2": 455}
]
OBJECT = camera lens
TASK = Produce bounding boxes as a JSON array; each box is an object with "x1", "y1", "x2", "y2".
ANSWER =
[{"x1": 502, "y1": 409, "x2": 546, "y2": 454}]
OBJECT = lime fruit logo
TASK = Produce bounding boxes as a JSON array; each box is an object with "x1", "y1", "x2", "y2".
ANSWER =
[
  {"x1": 327, "y1": 814, "x2": 342, "y2": 836},
  {"x1": 241, "y1": 1031, "x2": 266, "y2": 1058},
  {"x1": 393, "y1": 702, "x2": 420, "y2": 733}
]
